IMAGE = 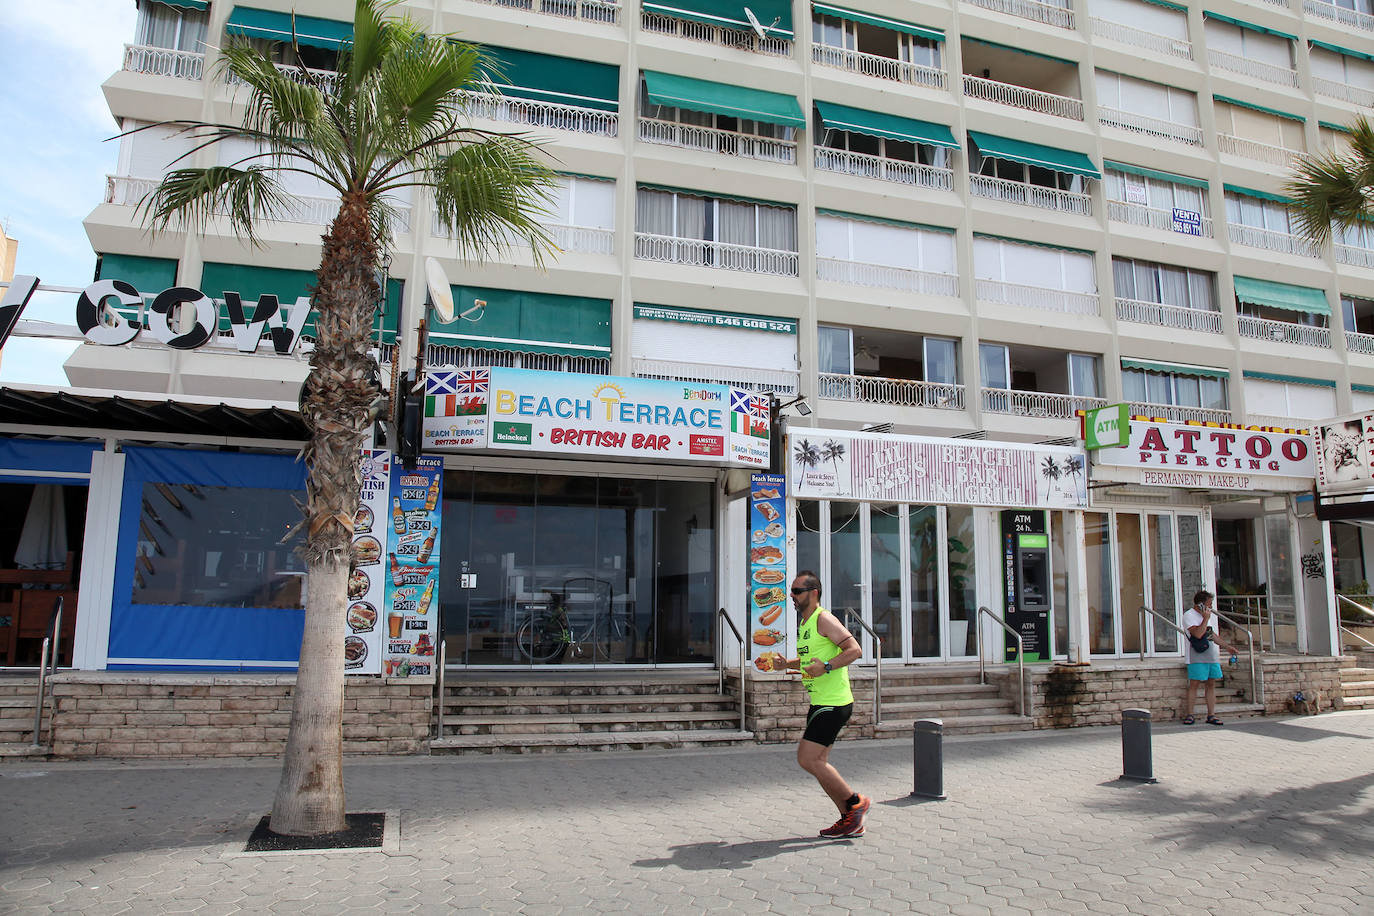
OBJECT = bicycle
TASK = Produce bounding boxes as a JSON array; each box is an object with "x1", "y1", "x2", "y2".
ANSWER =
[{"x1": 515, "y1": 590, "x2": 628, "y2": 663}]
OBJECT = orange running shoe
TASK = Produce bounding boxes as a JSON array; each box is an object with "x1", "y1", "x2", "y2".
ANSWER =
[{"x1": 819, "y1": 814, "x2": 861, "y2": 839}]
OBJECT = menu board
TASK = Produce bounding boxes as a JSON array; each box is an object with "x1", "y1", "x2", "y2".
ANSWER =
[
  {"x1": 748, "y1": 473, "x2": 787, "y2": 664},
  {"x1": 345, "y1": 449, "x2": 390, "y2": 675},
  {"x1": 383, "y1": 456, "x2": 442, "y2": 680}
]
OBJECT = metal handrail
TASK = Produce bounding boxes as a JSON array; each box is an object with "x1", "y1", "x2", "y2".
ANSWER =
[
  {"x1": 716, "y1": 608, "x2": 746, "y2": 734},
  {"x1": 1336, "y1": 596, "x2": 1374, "y2": 653},
  {"x1": 839, "y1": 609, "x2": 882, "y2": 726},
  {"x1": 434, "y1": 640, "x2": 447, "y2": 740},
  {"x1": 32, "y1": 598, "x2": 63, "y2": 748},
  {"x1": 1341, "y1": 625, "x2": 1374, "y2": 651},
  {"x1": 1140, "y1": 605, "x2": 1262, "y2": 707},
  {"x1": 975, "y1": 607, "x2": 1025, "y2": 717},
  {"x1": 1338, "y1": 594, "x2": 1374, "y2": 619}
]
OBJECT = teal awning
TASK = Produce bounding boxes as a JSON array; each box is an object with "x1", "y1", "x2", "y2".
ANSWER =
[
  {"x1": 1320, "y1": 121, "x2": 1353, "y2": 134},
  {"x1": 1310, "y1": 39, "x2": 1374, "y2": 65},
  {"x1": 199, "y1": 263, "x2": 403, "y2": 344},
  {"x1": 968, "y1": 131, "x2": 1101, "y2": 179},
  {"x1": 812, "y1": 2, "x2": 943, "y2": 41},
  {"x1": 1233, "y1": 276, "x2": 1331, "y2": 316},
  {"x1": 1122, "y1": 359, "x2": 1228, "y2": 379},
  {"x1": 1223, "y1": 184, "x2": 1291, "y2": 205},
  {"x1": 1243, "y1": 371, "x2": 1336, "y2": 388},
  {"x1": 430, "y1": 286, "x2": 611, "y2": 356},
  {"x1": 145, "y1": 0, "x2": 209, "y2": 10},
  {"x1": 97, "y1": 253, "x2": 178, "y2": 296},
  {"x1": 481, "y1": 46, "x2": 619, "y2": 112},
  {"x1": 642, "y1": 0, "x2": 794, "y2": 37},
  {"x1": 1214, "y1": 94, "x2": 1303, "y2": 123},
  {"x1": 643, "y1": 71, "x2": 804, "y2": 128},
  {"x1": 1203, "y1": 11, "x2": 1297, "y2": 41},
  {"x1": 224, "y1": 7, "x2": 353, "y2": 50},
  {"x1": 815, "y1": 100, "x2": 957, "y2": 148},
  {"x1": 1104, "y1": 161, "x2": 1207, "y2": 189}
]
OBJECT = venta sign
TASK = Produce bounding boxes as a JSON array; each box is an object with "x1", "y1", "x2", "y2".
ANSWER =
[{"x1": 1094, "y1": 419, "x2": 1314, "y2": 490}]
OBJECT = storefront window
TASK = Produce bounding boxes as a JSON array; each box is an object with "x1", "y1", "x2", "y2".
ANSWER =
[
  {"x1": 1117, "y1": 513, "x2": 1145, "y2": 654},
  {"x1": 1148, "y1": 514, "x2": 1180, "y2": 653},
  {"x1": 796, "y1": 500, "x2": 821, "y2": 580},
  {"x1": 870, "y1": 504, "x2": 903, "y2": 659},
  {"x1": 1085, "y1": 512, "x2": 1115, "y2": 655},
  {"x1": 909, "y1": 506, "x2": 940, "y2": 657},
  {"x1": 829, "y1": 502, "x2": 864, "y2": 632},
  {"x1": 1331, "y1": 523, "x2": 1366, "y2": 593},
  {"x1": 946, "y1": 506, "x2": 977, "y2": 656}
]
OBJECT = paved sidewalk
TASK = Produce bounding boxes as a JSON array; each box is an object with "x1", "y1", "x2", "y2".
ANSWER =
[{"x1": 2, "y1": 712, "x2": 1373, "y2": 914}]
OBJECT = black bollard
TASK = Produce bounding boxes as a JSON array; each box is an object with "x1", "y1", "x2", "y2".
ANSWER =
[
  {"x1": 911, "y1": 718, "x2": 947, "y2": 800},
  {"x1": 1121, "y1": 708, "x2": 1157, "y2": 783}
]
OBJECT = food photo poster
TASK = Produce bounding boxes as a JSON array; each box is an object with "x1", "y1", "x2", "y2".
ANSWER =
[
  {"x1": 749, "y1": 473, "x2": 787, "y2": 668},
  {"x1": 383, "y1": 456, "x2": 443, "y2": 681},
  {"x1": 345, "y1": 449, "x2": 390, "y2": 675}
]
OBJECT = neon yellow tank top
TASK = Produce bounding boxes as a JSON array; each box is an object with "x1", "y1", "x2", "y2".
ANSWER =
[{"x1": 797, "y1": 607, "x2": 853, "y2": 706}]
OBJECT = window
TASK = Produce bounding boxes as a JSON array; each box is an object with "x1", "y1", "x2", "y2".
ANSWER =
[
  {"x1": 1069, "y1": 354, "x2": 1100, "y2": 398},
  {"x1": 638, "y1": 81, "x2": 791, "y2": 142},
  {"x1": 924, "y1": 338, "x2": 958, "y2": 385},
  {"x1": 1242, "y1": 377, "x2": 1336, "y2": 419},
  {"x1": 1095, "y1": 70, "x2": 1198, "y2": 125},
  {"x1": 980, "y1": 343, "x2": 1009, "y2": 389},
  {"x1": 815, "y1": 214, "x2": 955, "y2": 274},
  {"x1": 1311, "y1": 47, "x2": 1374, "y2": 87},
  {"x1": 1087, "y1": 0, "x2": 1187, "y2": 40},
  {"x1": 117, "y1": 120, "x2": 199, "y2": 180},
  {"x1": 136, "y1": 0, "x2": 208, "y2": 51},
  {"x1": 1338, "y1": 222, "x2": 1374, "y2": 252},
  {"x1": 1214, "y1": 102, "x2": 1305, "y2": 152},
  {"x1": 815, "y1": 125, "x2": 949, "y2": 170},
  {"x1": 1204, "y1": 20, "x2": 1293, "y2": 70},
  {"x1": 1224, "y1": 191, "x2": 1294, "y2": 233},
  {"x1": 635, "y1": 188, "x2": 797, "y2": 252},
  {"x1": 818, "y1": 326, "x2": 854, "y2": 375},
  {"x1": 1111, "y1": 258, "x2": 1216, "y2": 311},
  {"x1": 1103, "y1": 169, "x2": 1206, "y2": 219},
  {"x1": 972, "y1": 150, "x2": 1082, "y2": 193},
  {"x1": 811, "y1": 15, "x2": 941, "y2": 67},
  {"x1": 1342, "y1": 295, "x2": 1374, "y2": 334},
  {"x1": 550, "y1": 177, "x2": 615, "y2": 229},
  {"x1": 1122, "y1": 368, "x2": 1227, "y2": 409},
  {"x1": 974, "y1": 237, "x2": 1095, "y2": 293}
]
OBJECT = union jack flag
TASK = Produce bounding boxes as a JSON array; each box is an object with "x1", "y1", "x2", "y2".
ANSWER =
[
  {"x1": 749, "y1": 395, "x2": 770, "y2": 418},
  {"x1": 429, "y1": 368, "x2": 489, "y2": 395}
]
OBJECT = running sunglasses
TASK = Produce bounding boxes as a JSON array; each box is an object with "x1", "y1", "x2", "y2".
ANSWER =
[{"x1": 790, "y1": 586, "x2": 817, "y2": 594}]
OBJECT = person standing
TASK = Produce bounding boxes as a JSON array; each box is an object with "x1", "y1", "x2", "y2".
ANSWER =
[
  {"x1": 766, "y1": 570, "x2": 870, "y2": 838},
  {"x1": 1180, "y1": 589, "x2": 1238, "y2": 725}
]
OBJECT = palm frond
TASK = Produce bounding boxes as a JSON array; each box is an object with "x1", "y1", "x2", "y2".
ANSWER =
[
  {"x1": 140, "y1": 166, "x2": 292, "y2": 244},
  {"x1": 1287, "y1": 115, "x2": 1374, "y2": 246},
  {"x1": 429, "y1": 137, "x2": 559, "y2": 265}
]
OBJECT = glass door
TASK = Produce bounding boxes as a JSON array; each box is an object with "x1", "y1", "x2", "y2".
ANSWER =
[
  {"x1": 828, "y1": 501, "x2": 866, "y2": 653},
  {"x1": 908, "y1": 506, "x2": 941, "y2": 658},
  {"x1": 1263, "y1": 505, "x2": 1297, "y2": 651},
  {"x1": 868, "y1": 504, "x2": 904, "y2": 659},
  {"x1": 1146, "y1": 513, "x2": 1180, "y2": 654}
]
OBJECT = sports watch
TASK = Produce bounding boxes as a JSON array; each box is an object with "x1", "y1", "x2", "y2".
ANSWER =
[{"x1": 823, "y1": 661, "x2": 832, "y2": 673}]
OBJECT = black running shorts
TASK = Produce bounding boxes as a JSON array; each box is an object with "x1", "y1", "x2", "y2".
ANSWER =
[{"x1": 802, "y1": 703, "x2": 853, "y2": 747}]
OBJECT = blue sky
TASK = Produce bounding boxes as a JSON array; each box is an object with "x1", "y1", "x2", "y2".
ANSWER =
[{"x1": 0, "y1": 1, "x2": 137, "y2": 387}]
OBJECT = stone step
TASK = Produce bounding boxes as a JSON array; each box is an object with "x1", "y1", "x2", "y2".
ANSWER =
[
  {"x1": 866, "y1": 673, "x2": 987, "y2": 688},
  {"x1": 1341, "y1": 695, "x2": 1374, "y2": 709},
  {"x1": 443, "y1": 681, "x2": 722, "y2": 698},
  {"x1": 442, "y1": 709, "x2": 741, "y2": 735},
  {"x1": 0, "y1": 743, "x2": 48, "y2": 759},
  {"x1": 878, "y1": 683, "x2": 1003, "y2": 701},
  {"x1": 431, "y1": 727, "x2": 755, "y2": 756},
  {"x1": 441, "y1": 692, "x2": 736, "y2": 715},
  {"x1": 881, "y1": 698, "x2": 1018, "y2": 717},
  {"x1": 874, "y1": 713, "x2": 1034, "y2": 738}
]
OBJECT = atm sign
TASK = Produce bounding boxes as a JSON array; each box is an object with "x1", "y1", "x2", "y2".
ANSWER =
[{"x1": 1083, "y1": 403, "x2": 1130, "y2": 450}]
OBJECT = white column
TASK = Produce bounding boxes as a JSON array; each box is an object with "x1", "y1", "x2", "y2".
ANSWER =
[{"x1": 72, "y1": 448, "x2": 126, "y2": 670}]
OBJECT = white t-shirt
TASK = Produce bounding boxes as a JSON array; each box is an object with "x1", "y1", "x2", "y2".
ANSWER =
[{"x1": 1183, "y1": 606, "x2": 1220, "y2": 664}]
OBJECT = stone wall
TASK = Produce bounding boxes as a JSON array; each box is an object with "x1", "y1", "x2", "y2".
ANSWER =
[
  {"x1": 49, "y1": 673, "x2": 432, "y2": 759},
  {"x1": 728, "y1": 670, "x2": 877, "y2": 743}
]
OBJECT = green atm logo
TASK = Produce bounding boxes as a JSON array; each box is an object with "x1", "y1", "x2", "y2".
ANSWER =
[{"x1": 1083, "y1": 404, "x2": 1130, "y2": 450}]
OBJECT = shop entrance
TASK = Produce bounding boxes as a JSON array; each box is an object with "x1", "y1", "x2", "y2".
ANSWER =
[{"x1": 0, "y1": 482, "x2": 87, "y2": 667}]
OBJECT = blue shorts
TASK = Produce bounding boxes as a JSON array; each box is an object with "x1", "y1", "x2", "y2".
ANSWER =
[{"x1": 1188, "y1": 662, "x2": 1223, "y2": 681}]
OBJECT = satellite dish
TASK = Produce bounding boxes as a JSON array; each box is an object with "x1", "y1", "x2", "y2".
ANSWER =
[
  {"x1": 743, "y1": 6, "x2": 768, "y2": 39},
  {"x1": 424, "y1": 257, "x2": 455, "y2": 324}
]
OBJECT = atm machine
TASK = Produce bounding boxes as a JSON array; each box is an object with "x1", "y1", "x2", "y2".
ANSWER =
[{"x1": 1001, "y1": 510, "x2": 1050, "y2": 662}]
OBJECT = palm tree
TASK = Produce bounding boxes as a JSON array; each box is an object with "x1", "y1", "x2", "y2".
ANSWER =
[
  {"x1": 1286, "y1": 115, "x2": 1374, "y2": 247},
  {"x1": 1063, "y1": 454, "x2": 1084, "y2": 494},
  {"x1": 140, "y1": 0, "x2": 557, "y2": 835},
  {"x1": 1040, "y1": 456, "x2": 1062, "y2": 502}
]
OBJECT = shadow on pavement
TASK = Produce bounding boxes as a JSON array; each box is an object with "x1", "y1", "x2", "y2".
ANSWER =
[
  {"x1": 1223, "y1": 718, "x2": 1374, "y2": 743},
  {"x1": 632, "y1": 835, "x2": 836, "y2": 870}
]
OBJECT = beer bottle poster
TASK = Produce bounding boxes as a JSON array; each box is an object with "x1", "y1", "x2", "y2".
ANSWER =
[
  {"x1": 749, "y1": 473, "x2": 786, "y2": 662},
  {"x1": 383, "y1": 456, "x2": 443, "y2": 681},
  {"x1": 345, "y1": 449, "x2": 390, "y2": 675}
]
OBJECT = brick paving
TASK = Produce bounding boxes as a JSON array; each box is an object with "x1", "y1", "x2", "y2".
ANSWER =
[{"x1": 2, "y1": 711, "x2": 1373, "y2": 914}]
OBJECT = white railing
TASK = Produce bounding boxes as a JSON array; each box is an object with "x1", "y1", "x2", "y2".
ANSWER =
[
  {"x1": 122, "y1": 44, "x2": 204, "y2": 80},
  {"x1": 1346, "y1": 331, "x2": 1374, "y2": 355},
  {"x1": 813, "y1": 148, "x2": 954, "y2": 191},
  {"x1": 962, "y1": 75, "x2": 1083, "y2": 120},
  {"x1": 816, "y1": 258, "x2": 959, "y2": 296},
  {"x1": 638, "y1": 118, "x2": 796, "y2": 164},
  {"x1": 476, "y1": 0, "x2": 620, "y2": 25},
  {"x1": 1312, "y1": 77, "x2": 1374, "y2": 107},
  {"x1": 1238, "y1": 315, "x2": 1332, "y2": 347},
  {"x1": 633, "y1": 357, "x2": 799, "y2": 394},
  {"x1": 1217, "y1": 133, "x2": 1302, "y2": 167},
  {"x1": 819, "y1": 374, "x2": 966, "y2": 409},
  {"x1": 982, "y1": 389, "x2": 1106, "y2": 419},
  {"x1": 1246, "y1": 414, "x2": 1313, "y2": 430},
  {"x1": 1206, "y1": 49, "x2": 1298, "y2": 87},
  {"x1": 1253, "y1": 0, "x2": 1288, "y2": 6},
  {"x1": 225, "y1": 61, "x2": 343, "y2": 96},
  {"x1": 1228, "y1": 224, "x2": 1320, "y2": 257},
  {"x1": 1304, "y1": 0, "x2": 1374, "y2": 30},
  {"x1": 1337, "y1": 245, "x2": 1374, "y2": 269},
  {"x1": 642, "y1": 11, "x2": 792, "y2": 56},
  {"x1": 431, "y1": 218, "x2": 614, "y2": 255},
  {"x1": 963, "y1": 0, "x2": 1075, "y2": 29},
  {"x1": 970, "y1": 174, "x2": 1092, "y2": 215},
  {"x1": 1128, "y1": 402, "x2": 1232, "y2": 424},
  {"x1": 1089, "y1": 19, "x2": 1192, "y2": 59},
  {"x1": 427, "y1": 345, "x2": 610, "y2": 375},
  {"x1": 104, "y1": 175, "x2": 408, "y2": 231},
  {"x1": 465, "y1": 92, "x2": 618, "y2": 137},
  {"x1": 1099, "y1": 107, "x2": 1203, "y2": 145},
  {"x1": 105, "y1": 175, "x2": 159, "y2": 206},
  {"x1": 1115, "y1": 298, "x2": 1224, "y2": 333},
  {"x1": 1107, "y1": 201, "x2": 1214, "y2": 237},
  {"x1": 977, "y1": 279, "x2": 1100, "y2": 315},
  {"x1": 634, "y1": 232, "x2": 799, "y2": 276},
  {"x1": 811, "y1": 44, "x2": 947, "y2": 90}
]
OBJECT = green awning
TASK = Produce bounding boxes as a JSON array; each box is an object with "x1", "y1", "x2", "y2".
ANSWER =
[
  {"x1": 1213, "y1": 94, "x2": 1303, "y2": 123},
  {"x1": 1310, "y1": 39, "x2": 1374, "y2": 65},
  {"x1": 1233, "y1": 276, "x2": 1331, "y2": 316},
  {"x1": 430, "y1": 286, "x2": 611, "y2": 356},
  {"x1": 1353, "y1": 383, "x2": 1374, "y2": 394},
  {"x1": 1104, "y1": 161, "x2": 1207, "y2": 189},
  {"x1": 817, "y1": 208, "x2": 953, "y2": 234},
  {"x1": 642, "y1": 0, "x2": 794, "y2": 37},
  {"x1": 1223, "y1": 184, "x2": 1291, "y2": 205},
  {"x1": 1121, "y1": 359, "x2": 1229, "y2": 379},
  {"x1": 481, "y1": 46, "x2": 619, "y2": 112},
  {"x1": 224, "y1": 7, "x2": 353, "y2": 50},
  {"x1": 145, "y1": 0, "x2": 209, "y2": 10},
  {"x1": 1203, "y1": 11, "x2": 1296, "y2": 41},
  {"x1": 1320, "y1": 121, "x2": 1353, "y2": 134},
  {"x1": 815, "y1": 100, "x2": 957, "y2": 148},
  {"x1": 968, "y1": 131, "x2": 1101, "y2": 179},
  {"x1": 1141, "y1": 0, "x2": 1186, "y2": 10},
  {"x1": 199, "y1": 263, "x2": 403, "y2": 344},
  {"x1": 97, "y1": 253, "x2": 178, "y2": 296},
  {"x1": 812, "y1": 2, "x2": 943, "y2": 41},
  {"x1": 643, "y1": 71, "x2": 804, "y2": 128},
  {"x1": 964, "y1": 36, "x2": 1075, "y2": 67},
  {"x1": 1243, "y1": 371, "x2": 1336, "y2": 388}
]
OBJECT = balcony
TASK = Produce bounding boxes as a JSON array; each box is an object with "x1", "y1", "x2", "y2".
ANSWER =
[
  {"x1": 1107, "y1": 201, "x2": 1214, "y2": 237},
  {"x1": 1336, "y1": 245, "x2": 1374, "y2": 269},
  {"x1": 1304, "y1": 0, "x2": 1374, "y2": 30},
  {"x1": 1128, "y1": 402, "x2": 1232, "y2": 424},
  {"x1": 632, "y1": 357, "x2": 799, "y2": 394},
  {"x1": 432, "y1": 217, "x2": 614, "y2": 255},
  {"x1": 426, "y1": 344, "x2": 610, "y2": 376},
  {"x1": 1206, "y1": 49, "x2": 1298, "y2": 88},
  {"x1": 811, "y1": 44, "x2": 947, "y2": 90},
  {"x1": 122, "y1": 44, "x2": 204, "y2": 81},
  {"x1": 226, "y1": 62, "x2": 343, "y2": 96},
  {"x1": 976, "y1": 279, "x2": 1099, "y2": 315},
  {"x1": 819, "y1": 373, "x2": 965, "y2": 409},
  {"x1": 963, "y1": 0, "x2": 1075, "y2": 30},
  {"x1": 982, "y1": 388, "x2": 1106, "y2": 419},
  {"x1": 1089, "y1": 19, "x2": 1192, "y2": 59},
  {"x1": 816, "y1": 258, "x2": 959, "y2": 296},
  {"x1": 1237, "y1": 316, "x2": 1331, "y2": 348},
  {"x1": 962, "y1": 75, "x2": 1083, "y2": 120},
  {"x1": 476, "y1": 0, "x2": 621, "y2": 25},
  {"x1": 465, "y1": 92, "x2": 618, "y2": 138},
  {"x1": 1217, "y1": 133, "x2": 1302, "y2": 167},
  {"x1": 643, "y1": 10, "x2": 791, "y2": 56},
  {"x1": 105, "y1": 175, "x2": 158, "y2": 207},
  {"x1": 638, "y1": 118, "x2": 796, "y2": 164},
  {"x1": 1115, "y1": 299, "x2": 1224, "y2": 334},
  {"x1": 970, "y1": 175, "x2": 1091, "y2": 216},
  {"x1": 1346, "y1": 331, "x2": 1374, "y2": 355},
  {"x1": 1228, "y1": 225, "x2": 1320, "y2": 257},
  {"x1": 1313, "y1": 78, "x2": 1374, "y2": 107},
  {"x1": 634, "y1": 233, "x2": 799, "y2": 276},
  {"x1": 813, "y1": 148, "x2": 953, "y2": 191},
  {"x1": 1098, "y1": 107, "x2": 1203, "y2": 146}
]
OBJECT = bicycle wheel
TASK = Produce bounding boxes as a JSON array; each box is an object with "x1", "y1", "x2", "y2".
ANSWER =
[
  {"x1": 593, "y1": 611, "x2": 628, "y2": 662},
  {"x1": 516, "y1": 615, "x2": 566, "y2": 663}
]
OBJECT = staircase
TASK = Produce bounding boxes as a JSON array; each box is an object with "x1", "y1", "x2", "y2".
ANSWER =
[
  {"x1": 430, "y1": 670, "x2": 754, "y2": 755},
  {"x1": 871, "y1": 666, "x2": 1032, "y2": 737},
  {"x1": 1340, "y1": 651, "x2": 1374, "y2": 711},
  {"x1": 0, "y1": 676, "x2": 50, "y2": 759}
]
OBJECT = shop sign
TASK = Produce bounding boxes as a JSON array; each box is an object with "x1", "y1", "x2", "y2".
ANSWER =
[
  {"x1": 344, "y1": 448, "x2": 391, "y2": 675},
  {"x1": 789, "y1": 429, "x2": 1088, "y2": 508},
  {"x1": 382, "y1": 456, "x2": 442, "y2": 681},
  {"x1": 422, "y1": 366, "x2": 770, "y2": 468},
  {"x1": 1082, "y1": 403, "x2": 1129, "y2": 450},
  {"x1": 633, "y1": 304, "x2": 797, "y2": 334},
  {"x1": 1095, "y1": 419, "x2": 1313, "y2": 488},
  {"x1": 748, "y1": 474, "x2": 787, "y2": 663},
  {"x1": 1313, "y1": 412, "x2": 1374, "y2": 495}
]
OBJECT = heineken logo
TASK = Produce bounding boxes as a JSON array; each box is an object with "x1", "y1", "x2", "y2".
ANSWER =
[{"x1": 492, "y1": 422, "x2": 532, "y2": 445}]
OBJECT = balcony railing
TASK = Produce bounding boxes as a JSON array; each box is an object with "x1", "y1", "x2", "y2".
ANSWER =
[
  {"x1": 963, "y1": 0, "x2": 1075, "y2": 29},
  {"x1": 634, "y1": 232, "x2": 799, "y2": 276},
  {"x1": 1099, "y1": 107, "x2": 1203, "y2": 146},
  {"x1": 642, "y1": 10, "x2": 791, "y2": 56},
  {"x1": 982, "y1": 389, "x2": 1106, "y2": 419},
  {"x1": 1346, "y1": 331, "x2": 1374, "y2": 355},
  {"x1": 1217, "y1": 133, "x2": 1302, "y2": 167},
  {"x1": 1336, "y1": 245, "x2": 1374, "y2": 269},
  {"x1": 962, "y1": 75, "x2": 1083, "y2": 120},
  {"x1": 816, "y1": 258, "x2": 959, "y2": 297},
  {"x1": 1246, "y1": 414, "x2": 1313, "y2": 431},
  {"x1": 976, "y1": 279, "x2": 1100, "y2": 315},
  {"x1": 1304, "y1": 0, "x2": 1374, "y2": 30},
  {"x1": 427, "y1": 345, "x2": 610, "y2": 376},
  {"x1": 475, "y1": 0, "x2": 620, "y2": 25},
  {"x1": 1107, "y1": 201, "x2": 1214, "y2": 237},
  {"x1": 1313, "y1": 77, "x2": 1374, "y2": 108},
  {"x1": 1207, "y1": 49, "x2": 1298, "y2": 87},
  {"x1": 1115, "y1": 298, "x2": 1224, "y2": 333},
  {"x1": 1089, "y1": 19, "x2": 1192, "y2": 59},
  {"x1": 814, "y1": 148, "x2": 954, "y2": 191},
  {"x1": 225, "y1": 61, "x2": 342, "y2": 95},
  {"x1": 638, "y1": 118, "x2": 796, "y2": 164},
  {"x1": 1238, "y1": 315, "x2": 1331, "y2": 348},
  {"x1": 811, "y1": 44, "x2": 947, "y2": 89},
  {"x1": 819, "y1": 373, "x2": 966, "y2": 409},
  {"x1": 1228, "y1": 224, "x2": 1320, "y2": 257},
  {"x1": 632, "y1": 357, "x2": 799, "y2": 394},
  {"x1": 433, "y1": 217, "x2": 614, "y2": 255},
  {"x1": 970, "y1": 174, "x2": 1092, "y2": 216},
  {"x1": 465, "y1": 92, "x2": 618, "y2": 137},
  {"x1": 122, "y1": 44, "x2": 204, "y2": 80},
  {"x1": 1128, "y1": 402, "x2": 1232, "y2": 424},
  {"x1": 105, "y1": 175, "x2": 159, "y2": 207}
]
